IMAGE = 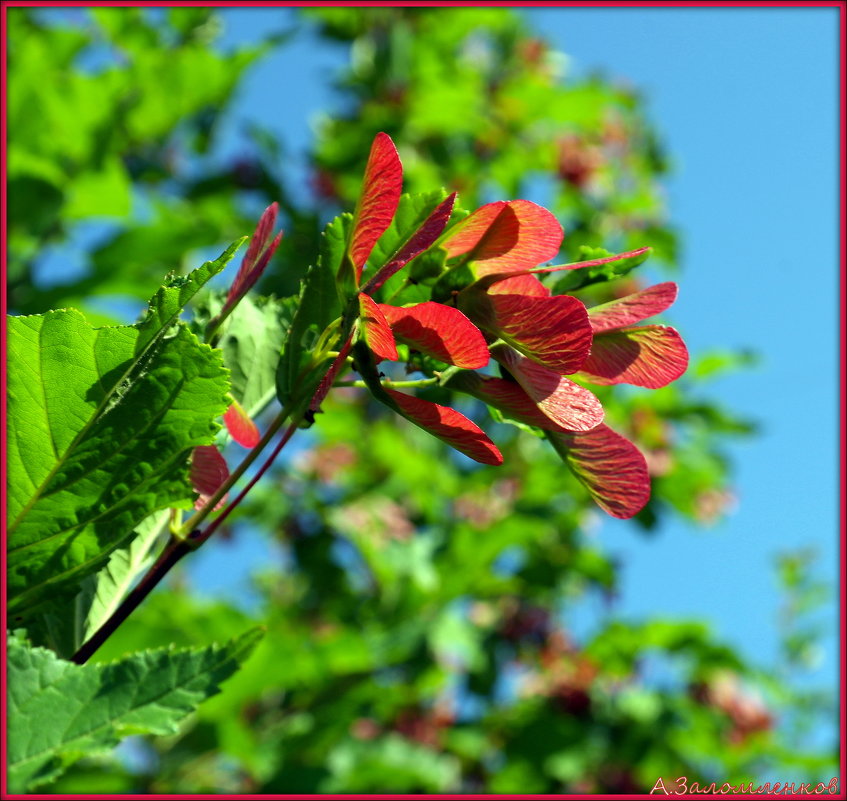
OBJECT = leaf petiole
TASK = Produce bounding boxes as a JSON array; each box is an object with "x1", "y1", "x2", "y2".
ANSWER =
[{"x1": 334, "y1": 377, "x2": 438, "y2": 389}]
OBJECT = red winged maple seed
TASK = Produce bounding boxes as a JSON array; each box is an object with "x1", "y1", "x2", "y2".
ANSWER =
[
  {"x1": 310, "y1": 335, "x2": 354, "y2": 414},
  {"x1": 359, "y1": 292, "x2": 489, "y2": 377},
  {"x1": 549, "y1": 424, "x2": 650, "y2": 519},
  {"x1": 447, "y1": 370, "x2": 597, "y2": 435},
  {"x1": 490, "y1": 345, "x2": 604, "y2": 433},
  {"x1": 578, "y1": 282, "x2": 689, "y2": 389},
  {"x1": 445, "y1": 208, "x2": 684, "y2": 390},
  {"x1": 343, "y1": 134, "x2": 500, "y2": 467},
  {"x1": 356, "y1": 292, "x2": 499, "y2": 464},
  {"x1": 446, "y1": 368, "x2": 650, "y2": 517},
  {"x1": 587, "y1": 281, "x2": 678, "y2": 331},
  {"x1": 337, "y1": 132, "x2": 662, "y2": 509},
  {"x1": 474, "y1": 246, "x2": 653, "y2": 290},
  {"x1": 384, "y1": 389, "x2": 503, "y2": 466},
  {"x1": 359, "y1": 294, "x2": 400, "y2": 362},
  {"x1": 379, "y1": 302, "x2": 489, "y2": 369},
  {"x1": 460, "y1": 288, "x2": 594, "y2": 375},
  {"x1": 190, "y1": 445, "x2": 230, "y2": 511},
  {"x1": 223, "y1": 399, "x2": 261, "y2": 448},
  {"x1": 223, "y1": 202, "x2": 283, "y2": 315},
  {"x1": 363, "y1": 192, "x2": 457, "y2": 294},
  {"x1": 439, "y1": 200, "x2": 563, "y2": 277},
  {"x1": 348, "y1": 132, "x2": 403, "y2": 282},
  {"x1": 486, "y1": 273, "x2": 550, "y2": 298}
]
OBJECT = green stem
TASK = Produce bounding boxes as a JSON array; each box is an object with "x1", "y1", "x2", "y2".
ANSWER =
[
  {"x1": 436, "y1": 365, "x2": 462, "y2": 385},
  {"x1": 313, "y1": 317, "x2": 343, "y2": 357},
  {"x1": 334, "y1": 377, "x2": 438, "y2": 389}
]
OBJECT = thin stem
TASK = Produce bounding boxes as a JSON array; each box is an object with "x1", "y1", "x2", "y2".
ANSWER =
[
  {"x1": 334, "y1": 377, "x2": 438, "y2": 389},
  {"x1": 70, "y1": 533, "x2": 197, "y2": 664},
  {"x1": 178, "y1": 403, "x2": 292, "y2": 537},
  {"x1": 189, "y1": 414, "x2": 302, "y2": 549},
  {"x1": 204, "y1": 314, "x2": 226, "y2": 348},
  {"x1": 72, "y1": 323, "x2": 348, "y2": 663},
  {"x1": 436, "y1": 365, "x2": 462, "y2": 386},
  {"x1": 312, "y1": 317, "x2": 343, "y2": 357},
  {"x1": 72, "y1": 412, "x2": 305, "y2": 664}
]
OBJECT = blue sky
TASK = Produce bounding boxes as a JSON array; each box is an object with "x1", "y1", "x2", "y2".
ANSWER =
[
  {"x1": 523, "y1": 6, "x2": 840, "y2": 661},
  {"x1": 520, "y1": 5, "x2": 840, "y2": 686},
  {"x1": 182, "y1": 6, "x2": 841, "y2": 715}
]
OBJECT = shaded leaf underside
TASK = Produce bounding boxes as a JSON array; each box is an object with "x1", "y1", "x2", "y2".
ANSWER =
[
  {"x1": 81, "y1": 510, "x2": 170, "y2": 645},
  {"x1": 219, "y1": 294, "x2": 298, "y2": 419}
]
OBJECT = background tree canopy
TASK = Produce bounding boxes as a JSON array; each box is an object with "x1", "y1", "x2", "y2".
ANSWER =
[{"x1": 6, "y1": 6, "x2": 839, "y2": 794}]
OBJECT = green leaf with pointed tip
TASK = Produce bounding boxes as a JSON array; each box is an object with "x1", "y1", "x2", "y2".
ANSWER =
[
  {"x1": 6, "y1": 628, "x2": 264, "y2": 793},
  {"x1": 136, "y1": 237, "x2": 246, "y2": 352},
  {"x1": 276, "y1": 215, "x2": 348, "y2": 408},
  {"x1": 7, "y1": 246, "x2": 240, "y2": 624}
]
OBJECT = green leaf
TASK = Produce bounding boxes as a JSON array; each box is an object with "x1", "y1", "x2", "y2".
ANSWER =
[
  {"x1": 6, "y1": 628, "x2": 264, "y2": 793},
  {"x1": 24, "y1": 510, "x2": 170, "y2": 660},
  {"x1": 136, "y1": 237, "x2": 245, "y2": 352},
  {"x1": 7, "y1": 244, "x2": 241, "y2": 622},
  {"x1": 218, "y1": 294, "x2": 298, "y2": 418},
  {"x1": 190, "y1": 290, "x2": 297, "y2": 420},
  {"x1": 64, "y1": 157, "x2": 131, "y2": 220},
  {"x1": 276, "y1": 215, "x2": 347, "y2": 408},
  {"x1": 82, "y1": 510, "x2": 171, "y2": 644}
]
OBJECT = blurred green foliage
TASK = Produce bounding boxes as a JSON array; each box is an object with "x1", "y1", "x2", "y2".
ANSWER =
[
  {"x1": 7, "y1": 8, "x2": 267, "y2": 316},
  {"x1": 7, "y1": 6, "x2": 837, "y2": 794}
]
